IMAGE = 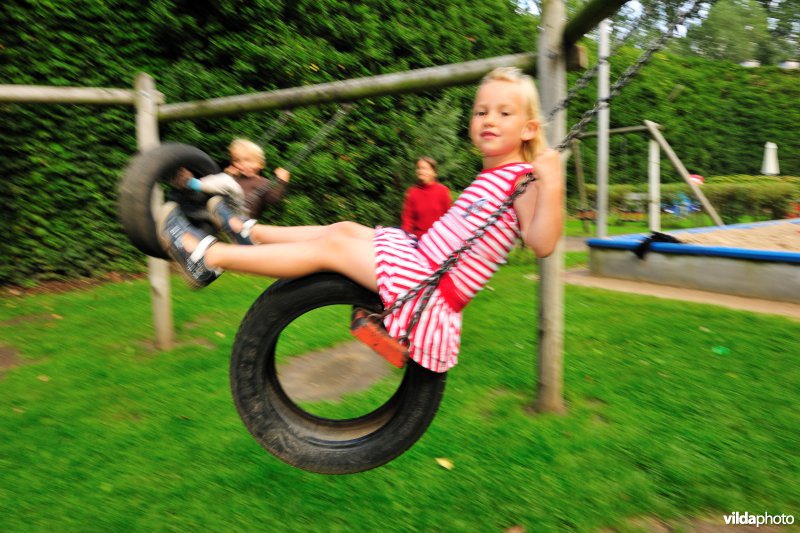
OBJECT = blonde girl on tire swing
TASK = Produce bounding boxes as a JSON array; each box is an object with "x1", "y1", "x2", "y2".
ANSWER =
[{"x1": 157, "y1": 66, "x2": 564, "y2": 374}]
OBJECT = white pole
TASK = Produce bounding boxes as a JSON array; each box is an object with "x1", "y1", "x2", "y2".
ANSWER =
[
  {"x1": 648, "y1": 137, "x2": 661, "y2": 232},
  {"x1": 535, "y1": 0, "x2": 567, "y2": 414},
  {"x1": 596, "y1": 19, "x2": 611, "y2": 238},
  {"x1": 761, "y1": 142, "x2": 779, "y2": 175},
  {"x1": 134, "y1": 73, "x2": 173, "y2": 350}
]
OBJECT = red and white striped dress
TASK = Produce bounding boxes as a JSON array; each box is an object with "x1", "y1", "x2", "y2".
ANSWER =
[{"x1": 374, "y1": 162, "x2": 532, "y2": 372}]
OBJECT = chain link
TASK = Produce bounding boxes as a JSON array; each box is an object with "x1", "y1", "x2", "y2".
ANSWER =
[{"x1": 378, "y1": 0, "x2": 709, "y2": 342}]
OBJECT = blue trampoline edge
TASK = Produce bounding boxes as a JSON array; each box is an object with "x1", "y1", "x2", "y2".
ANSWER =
[{"x1": 586, "y1": 219, "x2": 800, "y2": 264}]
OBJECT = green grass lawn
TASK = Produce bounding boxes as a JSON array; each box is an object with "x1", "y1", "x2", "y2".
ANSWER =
[
  {"x1": 565, "y1": 213, "x2": 718, "y2": 238},
  {"x1": 1, "y1": 265, "x2": 798, "y2": 531}
]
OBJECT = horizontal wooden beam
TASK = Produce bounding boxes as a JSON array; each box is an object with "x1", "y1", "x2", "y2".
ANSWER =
[
  {"x1": 0, "y1": 85, "x2": 163, "y2": 105},
  {"x1": 0, "y1": 1, "x2": 629, "y2": 115},
  {"x1": 563, "y1": 0, "x2": 631, "y2": 50},
  {"x1": 159, "y1": 52, "x2": 537, "y2": 122}
]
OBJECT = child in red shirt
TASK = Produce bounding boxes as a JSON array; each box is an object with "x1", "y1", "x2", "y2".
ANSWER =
[{"x1": 400, "y1": 157, "x2": 451, "y2": 238}]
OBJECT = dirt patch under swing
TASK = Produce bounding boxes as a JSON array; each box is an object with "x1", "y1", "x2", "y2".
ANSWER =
[
  {"x1": 277, "y1": 340, "x2": 393, "y2": 402},
  {"x1": 0, "y1": 345, "x2": 22, "y2": 374}
]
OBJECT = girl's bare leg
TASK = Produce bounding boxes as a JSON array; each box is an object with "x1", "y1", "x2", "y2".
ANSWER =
[
  {"x1": 248, "y1": 223, "x2": 341, "y2": 244},
  {"x1": 185, "y1": 222, "x2": 378, "y2": 290},
  {"x1": 228, "y1": 214, "x2": 371, "y2": 245}
]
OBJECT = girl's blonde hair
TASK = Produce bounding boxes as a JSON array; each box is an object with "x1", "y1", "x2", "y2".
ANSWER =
[
  {"x1": 480, "y1": 67, "x2": 547, "y2": 162},
  {"x1": 229, "y1": 138, "x2": 265, "y2": 165}
]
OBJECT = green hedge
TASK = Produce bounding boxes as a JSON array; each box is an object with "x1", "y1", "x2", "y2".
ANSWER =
[
  {"x1": 570, "y1": 175, "x2": 799, "y2": 224},
  {"x1": 2, "y1": 1, "x2": 799, "y2": 285},
  {"x1": 564, "y1": 49, "x2": 800, "y2": 188},
  {"x1": 0, "y1": 0, "x2": 534, "y2": 286}
]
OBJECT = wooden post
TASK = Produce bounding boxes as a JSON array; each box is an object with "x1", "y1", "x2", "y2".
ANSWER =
[
  {"x1": 648, "y1": 137, "x2": 661, "y2": 232},
  {"x1": 134, "y1": 73, "x2": 173, "y2": 349},
  {"x1": 644, "y1": 120, "x2": 724, "y2": 226},
  {"x1": 535, "y1": 0, "x2": 567, "y2": 415},
  {"x1": 596, "y1": 19, "x2": 611, "y2": 238}
]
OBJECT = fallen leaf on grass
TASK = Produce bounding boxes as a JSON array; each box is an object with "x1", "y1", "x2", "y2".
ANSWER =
[
  {"x1": 37, "y1": 375, "x2": 50, "y2": 382},
  {"x1": 215, "y1": 331, "x2": 226, "y2": 338},
  {"x1": 435, "y1": 457, "x2": 454, "y2": 470}
]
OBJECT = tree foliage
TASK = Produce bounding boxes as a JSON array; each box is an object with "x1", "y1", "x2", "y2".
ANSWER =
[
  {"x1": 682, "y1": 0, "x2": 772, "y2": 63},
  {"x1": 756, "y1": 0, "x2": 800, "y2": 60},
  {"x1": 612, "y1": 0, "x2": 800, "y2": 64},
  {"x1": 565, "y1": 46, "x2": 800, "y2": 196}
]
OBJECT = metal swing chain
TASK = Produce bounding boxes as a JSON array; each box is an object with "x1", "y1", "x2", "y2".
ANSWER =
[
  {"x1": 256, "y1": 109, "x2": 294, "y2": 148},
  {"x1": 552, "y1": 0, "x2": 706, "y2": 154},
  {"x1": 545, "y1": 2, "x2": 656, "y2": 123},
  {"x1": 285, "y1": 104, "x2": 353, "y2": 172},
  {"x1": 253, "y1": 104, "x2": 354, "y2": 197},
  {"x1": 382, "y1": 0, "x2": 708, "y2": 342}
]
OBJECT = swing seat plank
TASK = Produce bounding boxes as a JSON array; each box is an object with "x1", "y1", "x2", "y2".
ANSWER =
[{"x1": 350, "y1": 308, "x2": 408, "y2": 369}]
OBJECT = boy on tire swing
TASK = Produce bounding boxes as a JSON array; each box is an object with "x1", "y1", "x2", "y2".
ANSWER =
[{"x1": 171, "y1": 138, "x2": 290, "y2": 240}]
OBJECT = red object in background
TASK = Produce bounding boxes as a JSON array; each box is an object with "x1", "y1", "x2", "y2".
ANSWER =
[
  {"x1": 401, "y1": 182, "x2": 452, "y2": 238},
  {"x1": 688, "y1": 174, "x2": 705, "y2": 184}
]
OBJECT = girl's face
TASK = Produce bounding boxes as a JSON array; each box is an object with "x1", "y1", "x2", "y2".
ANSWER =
[
  {"x1": 230, "y1": 147, "x2": 264, "y2": 176},
  {"x1": 415, "y1": 159, "x2": 437, "y2": 185},
  {"x1": 469, "y1": 79, "x2": 537, "y2": 168}
]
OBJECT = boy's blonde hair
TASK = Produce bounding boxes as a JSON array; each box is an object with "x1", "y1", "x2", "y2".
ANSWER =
[
  {"x1": 229, "y1": 138, "x2": 265, "y2": 165},
  {"x1": 480, "y1": 67, "x2": 547, "y2": 162}
]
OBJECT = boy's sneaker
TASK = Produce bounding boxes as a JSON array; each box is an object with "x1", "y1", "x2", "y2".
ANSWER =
[
  {"x1": 207, "y1": 196, "x2": 256, "y2": 245},
  {"x1": 157, "y1": 202, "x2": 222, "y2": 289}
]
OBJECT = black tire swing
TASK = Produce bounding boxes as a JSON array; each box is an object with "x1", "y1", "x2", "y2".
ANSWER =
[
  {"x1": 119, "y1": 143, "x2": 220, "y2": 259},
  {"x1": 232, "y1": 273, "x2": 446, "y2": 474},
  {"x1": 118, "y1": 143, "x2": 447, "y2": 475}
]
